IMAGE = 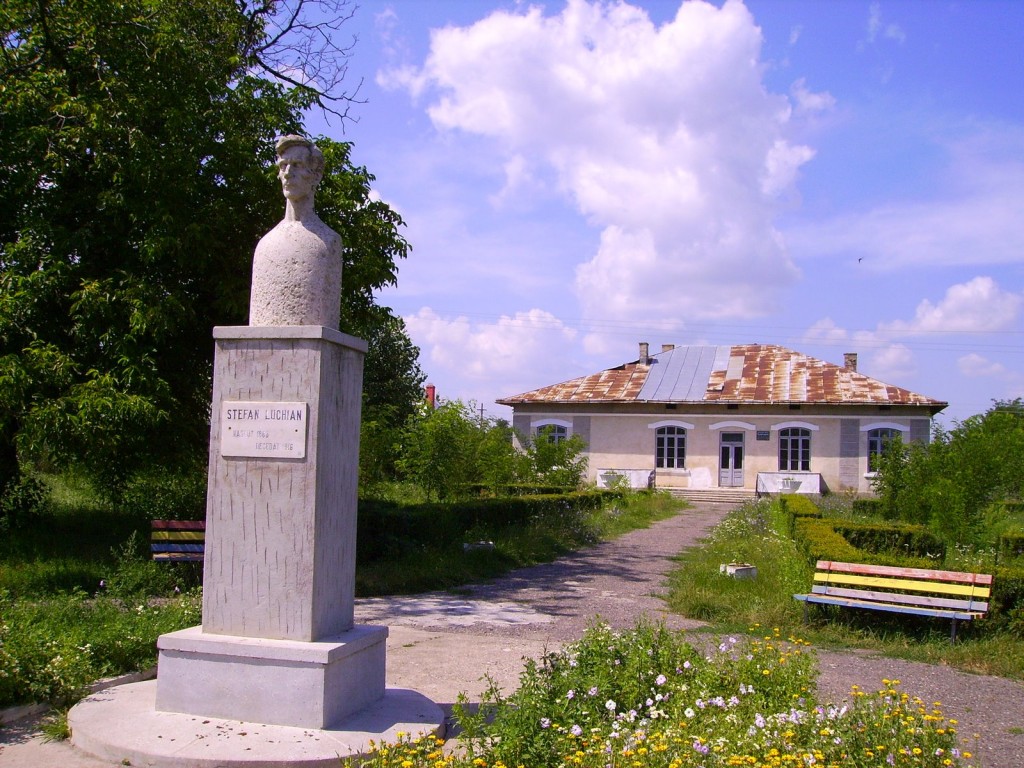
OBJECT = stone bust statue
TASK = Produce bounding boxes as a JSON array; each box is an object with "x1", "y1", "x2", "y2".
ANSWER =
[{"x1": 249, "y1": 135, "x2": 343, "y2": 329}]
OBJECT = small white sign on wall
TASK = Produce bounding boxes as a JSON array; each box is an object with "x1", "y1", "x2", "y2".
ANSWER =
[{"x1": 220, "y1": 401, "x2": 308, "y2": 459}]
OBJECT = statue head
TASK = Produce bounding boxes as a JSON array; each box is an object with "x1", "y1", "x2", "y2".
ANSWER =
[{"x1": 275, "y1": 135, "x2": 325, "y2": 202}]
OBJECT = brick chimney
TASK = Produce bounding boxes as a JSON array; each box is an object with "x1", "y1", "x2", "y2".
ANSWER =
[
  {"x1": 843, "y1": 353, "x2": 858, "y2": 372},
  {"x1": 662, "y1": 344, "x2": 675, "y2": 353},
  {"x1": 425, "y1": 383, "x2": 436, "y2": 408},
  {"x1": 638, "y1": 342, "x2": 650, "y2": 365}
]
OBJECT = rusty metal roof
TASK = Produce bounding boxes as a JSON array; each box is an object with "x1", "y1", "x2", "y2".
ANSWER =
[{"x1": 496, "y1": 344, "x2": 947, "y2": 408}]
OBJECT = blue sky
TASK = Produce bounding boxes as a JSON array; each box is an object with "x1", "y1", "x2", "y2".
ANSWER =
[{"x1": 306, "y1": 0, "x2": 1023, "y2": 426}]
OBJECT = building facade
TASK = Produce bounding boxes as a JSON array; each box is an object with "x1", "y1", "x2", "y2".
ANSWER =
[{"x1": 497, "y1": 343, "x2": 947, "y2": 495}]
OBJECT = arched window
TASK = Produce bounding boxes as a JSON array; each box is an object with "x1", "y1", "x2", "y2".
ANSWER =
[
  {"x1": 779, "y1": 427, "x2": 811, "y2": 471},
  {"x1": 536, "y1": 424, "x2": 568, "y2": 444},
  {"x1": 867, "y1": 427, "x2": 901, "y2": 471},
  {"x1": 655, "y1": 426, "x2": 686, "y2": 468}
]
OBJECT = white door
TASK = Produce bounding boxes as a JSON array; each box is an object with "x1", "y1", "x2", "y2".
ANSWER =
[{"x1": 719, "y1": 432, "x2": 744, "y2": 487}]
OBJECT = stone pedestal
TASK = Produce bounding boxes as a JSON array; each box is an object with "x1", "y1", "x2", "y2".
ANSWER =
[
  {"x1": 156, "y1": 625, "x2": 387, "y2": 728},
  {"x1": 200, "y1": 325, "x2": 364, "y2": 641},
  {"x1": 154, "y1": 325, "x2": 384, "y2": 728}
]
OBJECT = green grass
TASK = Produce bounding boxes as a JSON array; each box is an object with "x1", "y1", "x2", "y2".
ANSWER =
[
  {"x1": 665, "y1": 497, "x2": 1024, "y2": 681},
  {"x1": 0, "y1": 475, "x2": 149, "y2": 598}
]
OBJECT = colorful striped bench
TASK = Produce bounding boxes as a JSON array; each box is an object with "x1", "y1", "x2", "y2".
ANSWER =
[
  {"x1": 151, "y1": 520, "x2": 205, "y2": 563},
  {"x1": 794, "y1": 560, "x2": 992, "y2": 643}
]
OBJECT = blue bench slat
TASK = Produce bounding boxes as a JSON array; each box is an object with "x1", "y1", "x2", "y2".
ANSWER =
[
  {"x1": 795, "y1": 593, "x2": 983, "y2": 621},
  {"x1": 152, "y1": 543, "x2": 205, "y2": 553}
]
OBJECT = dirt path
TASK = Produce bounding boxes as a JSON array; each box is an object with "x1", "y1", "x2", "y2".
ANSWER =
[{"x1": 358, "y1": 501, "x2": 1024, "y2": 768}]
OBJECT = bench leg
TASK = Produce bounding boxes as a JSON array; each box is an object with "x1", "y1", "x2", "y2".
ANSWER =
[{"x1": 950, "y1": 618, "x2": 958, "y2": 644}]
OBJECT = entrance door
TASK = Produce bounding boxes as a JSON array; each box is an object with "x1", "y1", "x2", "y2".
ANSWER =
[{"x1": 719, "y1": 432, "x2": 744, "y2": 487}]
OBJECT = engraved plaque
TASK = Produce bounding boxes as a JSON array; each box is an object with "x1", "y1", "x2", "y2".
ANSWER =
[{"x1": 220, "y1": 401, "x2": 308, "y2": 459}]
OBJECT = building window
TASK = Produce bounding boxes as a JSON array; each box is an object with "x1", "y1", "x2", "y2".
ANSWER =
[
  {"x1": 536, "y1": 424, "x2": 568, "y2": 444},
  {"x1": 655, "y1": 426, "x2": 686, "y2": 469},
  {"x1": 779, "y1": 427, "x2": 810, "y2": 471},
  {"x1": 867, "y1": 428, "x2": 901, "y2": 471}
]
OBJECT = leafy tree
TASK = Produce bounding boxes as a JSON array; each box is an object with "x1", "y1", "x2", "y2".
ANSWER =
[
  {"x1": 873, "y1": 399, "x2": 1024, "y2": 543},
  {"x1": 397, "y1": 402, "x2": 589, "y2": 501},
  {"x1": 525, "y1": 427, "x2": 589, "y2": 489},
  {"x1": 398, "y1": 400, "x2": 485, "y2": 501},
  {"x1": 0, "y1": 0, "x2": 412, "y2": 494}
]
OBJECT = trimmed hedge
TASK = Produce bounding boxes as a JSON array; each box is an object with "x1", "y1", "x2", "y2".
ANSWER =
[
  {"x1": 999, "y1": 532, "x2": 1024, "y2": 560},
  {"x1": 356, "y1": 491, "x2": 622, "y2": 563},
  {"x1": 833, "y1": 521, "x2": 946, "y2": 560},
  {"x1": 992, "y1": 564, "x2": 1024, "y2": 621},
  {"x1": 780, "y1": 494, "x2": 821, "y2": 518}
]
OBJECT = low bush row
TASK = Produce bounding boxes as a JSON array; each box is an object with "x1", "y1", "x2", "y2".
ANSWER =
[{"x1": 356, "y1": 490, "x2": 621, "y2": 563}]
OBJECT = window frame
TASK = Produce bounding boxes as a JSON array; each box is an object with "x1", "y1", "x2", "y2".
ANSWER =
[
  {"x1": 655, "y1": 425, "x2": 686, "y2": 469},
  {"x1": 778, "y1": 427, "x2": 811, "y2": 472},
  {"x1": 867, "y1": 427, "x2": 902, "y2": 471}
]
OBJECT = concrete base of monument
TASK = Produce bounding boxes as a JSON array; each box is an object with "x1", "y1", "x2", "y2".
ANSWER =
[
  {"x1": 68, "y1": 680, "x2": 445, "y2": 768},
  {"x1": 154, "y1": 624, "x2": 388, "y2": 728}
]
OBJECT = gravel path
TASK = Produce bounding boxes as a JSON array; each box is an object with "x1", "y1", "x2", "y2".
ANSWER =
[{"x1": 358, "y1": 501, "x2": 1024, "y2": 768}]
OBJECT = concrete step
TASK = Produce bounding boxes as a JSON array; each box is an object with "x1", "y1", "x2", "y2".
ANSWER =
[{"x1": 661, "y1": 487, "x2": 757, "y2": 505}]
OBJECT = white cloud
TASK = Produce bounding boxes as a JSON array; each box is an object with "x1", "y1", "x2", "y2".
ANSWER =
[
  {"x1": 879, "y1": 277, "x2": 1022, "y2": 335},
  {"x1": 803, "y1": 317, "x2": 849, "y2": 344},
  {"x1": 958, "y1": 353, "x2": 1008, "y2": 379},
  {"x1": 866, "y1": 342, "x2": 915, "y2": 382},
  {"x1": 865, "y1": 2, "x2": 905, "y2": 46},
  {"x1": 385, "y1": 0, "x2": 811, "y2": 333},
  {"x1": 404, "y1": 307, "x2": 578, "y2": 400},
  {"x1": 790, "y1": 78, "x2": 836, "y2": 114}
]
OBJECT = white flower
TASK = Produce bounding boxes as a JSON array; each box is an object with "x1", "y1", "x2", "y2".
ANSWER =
[
  {"x1": 605, "y1": 699, "x2": 617, "y2": 711},
  {"x1": 655, "y1": 674, "x2": 667, "y2": 686}
]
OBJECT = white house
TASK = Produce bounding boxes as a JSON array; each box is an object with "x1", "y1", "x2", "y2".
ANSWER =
[{"x1": 497, "y1": 343, "x2": 947, "y2": 496}]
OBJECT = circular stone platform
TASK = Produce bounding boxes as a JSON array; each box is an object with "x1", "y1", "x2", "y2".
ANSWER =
[{"x1": 69, "y1": 681, "x2": 445, "y2": 768}]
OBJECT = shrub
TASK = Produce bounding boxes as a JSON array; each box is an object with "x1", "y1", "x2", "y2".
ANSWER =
[
  {"x1": 118, "y1": 465, "x2": 206, "y2": 522},
  {"x1": 0, "y1": 588, "x2": 201, "y2": 708},
  {"x1": 0, "y1": 474, "x2": 47, "y2": 531},
  {"x1": 851, "y1": 498, "x2": 884, "y2": 517}
]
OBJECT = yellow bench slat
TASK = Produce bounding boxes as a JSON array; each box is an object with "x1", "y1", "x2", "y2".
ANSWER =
[
  {"x1": 814, "y1": 572, "x2": 990, "y2": 598},
  {"x1": 152, "y1": 531, "x2": 205, "y2": 541}
]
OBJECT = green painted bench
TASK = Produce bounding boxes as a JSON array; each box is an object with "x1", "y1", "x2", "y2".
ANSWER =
[
  {"x1": 151, "y1": 520, "x2": 205, "y2": 563},
  {"x1": 794, "y1": 559, "x2": 992, "y2": 642}
]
